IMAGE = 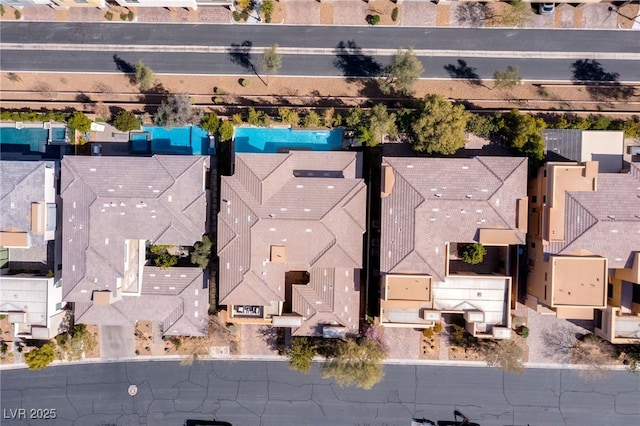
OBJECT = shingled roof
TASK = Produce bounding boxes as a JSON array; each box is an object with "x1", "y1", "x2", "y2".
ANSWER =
[
  {"x1": 546, "y1": 163, "x2": 640, "y2": 269},
  {"x1": 380, "y1": 156, "x2": 528, "y2": 281},
  {"x1": 61, "y1": 155, "x2": 210, "y2": 336},
  {"x1": 218, "y1": 151, "x2": 366, "y2": 336}
]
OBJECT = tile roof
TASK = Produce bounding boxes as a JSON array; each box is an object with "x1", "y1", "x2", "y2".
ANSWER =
[
  {"x1": 218, "y1": 151, "x2": 366, "y2": 336},
  {"x1": 61, "y1": 155, "x2": 210, "y2": 335},
  {"x1": 0, "y1": 160, "x2": 56, "y2": 247},
  {"x1": 381, "y1": 156, "x2": 528, "y2": 281},
  {"x1": 546, "y1": 163, "x2": 640, "y2": 268}
]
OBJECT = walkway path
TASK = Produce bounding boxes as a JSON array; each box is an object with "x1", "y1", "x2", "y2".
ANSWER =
[{"x1": 0, "y1": 1, "x2": 637, "y2": 30}]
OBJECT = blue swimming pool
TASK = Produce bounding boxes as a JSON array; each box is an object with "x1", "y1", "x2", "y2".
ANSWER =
[
  {"x1": 131, "y1": 126, "x2": 213, "y2": 155},
  {"x1": 0, "y1": 127, "x2": 49, "y2": 153},
  {"x1": 234, "y1": 127, "x2": 343, "y2": 153}
]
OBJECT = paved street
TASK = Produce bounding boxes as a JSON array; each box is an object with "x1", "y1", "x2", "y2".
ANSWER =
[
  {"x1": 2, "y1": 23, "x2": 638, "y2": 53},
  {"x1": 1, "y1": 23, "x2": 639, "y2": 82},
  {"x1": 1, "y1": 361, "x2": 639, "y2": 425},
  {"x1": 2, "y1": 50, "x2": 638, "y2": 82}
]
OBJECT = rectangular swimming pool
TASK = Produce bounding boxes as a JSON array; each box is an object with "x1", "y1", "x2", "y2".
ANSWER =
[
  {"x1": 234, "y1": 127, "x2": 343, "y2": 153},
  {"x1": 131, "y1": 126, "x2": 213, "y2": 155},
  {"x1": 0, "y1": 127, "x2": 48, "y2": 153}
]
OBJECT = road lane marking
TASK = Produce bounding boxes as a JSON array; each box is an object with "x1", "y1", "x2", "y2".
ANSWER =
[{"x1": 2, "y1": 43, "x2": 640, "y2": 60}]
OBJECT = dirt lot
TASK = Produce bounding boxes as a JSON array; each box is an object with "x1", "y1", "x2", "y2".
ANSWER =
[{"x1": 2, "y1": 71, "x2": 638, "y2": 116}]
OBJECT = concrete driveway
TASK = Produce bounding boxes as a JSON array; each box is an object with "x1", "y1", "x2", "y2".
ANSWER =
[{"x1": 99, "y1": 325, "x2": 135, "y2": 360}]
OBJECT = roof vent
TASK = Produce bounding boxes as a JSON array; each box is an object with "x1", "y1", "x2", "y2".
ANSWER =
[
  {"x1": 608, "y1": 215, "x2": 615, "y2": 220},
  {"x1": 465, "y1": 195, "x2": 472, "y2": 199},
  {"x1": 407, "y1": 164, "x2": 414, "y2": 169},
  {"x1": 435, "y1": 194, "x2": 442, "y2": 198},
  {"x1": 462, "y1": 165, "x2": 469, "y2": 170}
]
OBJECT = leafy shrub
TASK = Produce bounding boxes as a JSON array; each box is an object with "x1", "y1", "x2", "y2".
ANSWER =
[
  {"x1": 25, "y1": 344, "x2": 55, "y2": 370},
  {"x1": 105, "y1": 11, "x2": 113, "y2": 21},
  {"x1": 433, "y1": 322, "x2": 443, "y2": 334},
  {"x1": 219, "y1": 120, "x2": 234, "y2": 142},
  {"x1": 367, "y1": 14, "x2": 381, "y2": 25},
  {"x1": 278, "y1": 108, "x2": 300, "y2": 127},
  {"x1": 241, "y1": 78, "x2": 251, "y2": 87},
  {"x1": 155, "y1": 252, "x2": 178, "y2": 270},
  {"x1": 191, "y1": 235, "x2": 212, "y2": 269},
  {"x1": 460, "y1": 243, "x2": 486, "y2": 265},
  {"x1": 287, "y1": 337, "x2": 315, "y2": 374},
  {"x1": 200, "y1": 113, "x2": 220, "y2": 134},
  {"x1": 127, "y1": 10, "x2": 134, "y2": 21},
  {"x1": 68, "y1": 111, "x2": 92, "y2": 133},
  {"x1": 423, "y1": 328, "x2": 435, "y2": 338},
  {"x1": 112, "y1": 110, "x2": 141, "y2": 132},
  {"x1": 391, "y1": 7, "x2": 399, "y2": 22},
  {"x1": 518, "y1": 326, "x2": 529, "y2": 339},
  {"x1": 14, "y1": 9, "x2": 21, "y2": 20},
  {"x1": 302, "y1": 111, "x2": 322, "y2": 128}
]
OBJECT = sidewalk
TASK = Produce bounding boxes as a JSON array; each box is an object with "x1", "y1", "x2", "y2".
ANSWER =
[{"x1": 0, "y1": 1, "x2": 636, "y2": 30}]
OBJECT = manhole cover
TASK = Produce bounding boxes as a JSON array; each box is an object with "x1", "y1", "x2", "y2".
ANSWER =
[{"x1": 128, "y1": 385, "x2": 138, "y2": 396}]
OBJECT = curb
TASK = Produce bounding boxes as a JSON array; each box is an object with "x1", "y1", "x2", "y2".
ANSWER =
[{"x1": 1, "y1": 355, "x2": 631, "y2": 372}]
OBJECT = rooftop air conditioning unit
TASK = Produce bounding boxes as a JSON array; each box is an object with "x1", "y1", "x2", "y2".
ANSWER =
[{"x1": 422, "y1": 310, "x2": 441, "y2": 321}]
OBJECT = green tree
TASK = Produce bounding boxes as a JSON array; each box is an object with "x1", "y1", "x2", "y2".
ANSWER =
[
  {"x1": 67, "y1": 111, "x2": 92, "y2": 133},
  {"x1": 356, "y1": 125, "x2": 374, "y2": 146},
  {"x1": 322, "y1": 108, "x2": 335, "y2": 128},
  {"x1": 302, "y1": 111, "x2": 322, "y2": 128},
  {"x1": 200, "y1": 113, "x2": 220, "y2": 134},
  {"x1": 112, "y1": 110, "x2": 141, "y2": 132},
  {"x1": 135, "y1": 60, "x2": 155, "y2": 91},
  {"x1": 493, "y1": 65, "x2": 522, "y2": 91},
  {"x1": 247, "y1": 107, "x2": 265, "y2": 126},
  {"x1": 134, "y1": 60, "x2": 155, "y2": 91},
  {"x1": 410, "y1": 94, "x2": 470, "y2": 155},
  {"x1": 382, "y1": 47, "x2": 424, "y2": 96},
  {"x1": 484, "y1": 339, "x2": 524, "y2": 374},
  {"x1": 498, "y1": 109, "x2": 546, "y2": 167},
  {"x1": 278, "y1": 108, "x2": 301, "y2": 127},
  {"x1": 368, "y1": 104, "x2": 398, "y2": 145},
  {"x1": 191, "y1": 235, "x2": 212, "y2": 269},
  {"x1": 260, "y1": 44, "x2": 282, "y2": 86},
  {"x1": 460, "y1": 243, "x2": 487, "y2": 265},
  {"x1": 155, "y1": 252, "x2": 178, "y2": 270},
  {"x1": 260, "y1": 0, "x2": 274, "y2": 22},
  {"x1": 153, "y1": 93, "x2": 203, "y2": 127},
  {"x1": 287, "y1": 337, "x2": 315, "y2": 374},
  {"x1": 25, "y1": 344, "x2": 55, "y2": 370},
  {"x1": 345, "y1": 106, "x2": 364, "y2": 128},
  {"x1": 219, "y1": 120, "x2": 235, "y2": 142},
  {"x1": 321, "y1": 337, "x2": 387, "y2": 390}
]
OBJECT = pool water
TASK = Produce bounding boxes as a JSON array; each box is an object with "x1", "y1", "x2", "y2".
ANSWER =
[
  {"x1": 234, "y1": 127, "x2": 343, "y2": 153},
  {"x1": 0, "y1": 127, "x2": 49, "y2": 153},
  {"x1": 131, "y1": 126, "x2": 213, "y2": 155}
]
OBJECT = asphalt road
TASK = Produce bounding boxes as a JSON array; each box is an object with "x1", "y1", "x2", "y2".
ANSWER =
[
  {"x1": 2, "y1": 50, "x2": 639, "y2": 82},
  {"x1": 1, "y1": 23, "x2": 639, "y2": 82},
  {"x1": 1, "y1": 23, "x2": 639, "y2": 53},
  {"x1": 1, "y1": 361, "x2": 639, "y2": 426}
]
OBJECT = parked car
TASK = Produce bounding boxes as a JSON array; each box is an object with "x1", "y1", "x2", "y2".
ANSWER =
[{"x1": 538, "y1": 3, "x2": 555, "y2": 15}]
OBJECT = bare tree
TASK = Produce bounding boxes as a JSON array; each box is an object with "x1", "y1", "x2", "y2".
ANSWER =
[
  {"x1": 260, "y1": 44, "x2": 282, "y2": 86},
  {"x1": 484, "y1": 339, "x2": 525, "y2": 374},
  {"x1": 493, "y1": 65, "x2": 522, "y2": 91},
  {"x1": 572, "y1": 334, "x2": 617, "y2": 381}
]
